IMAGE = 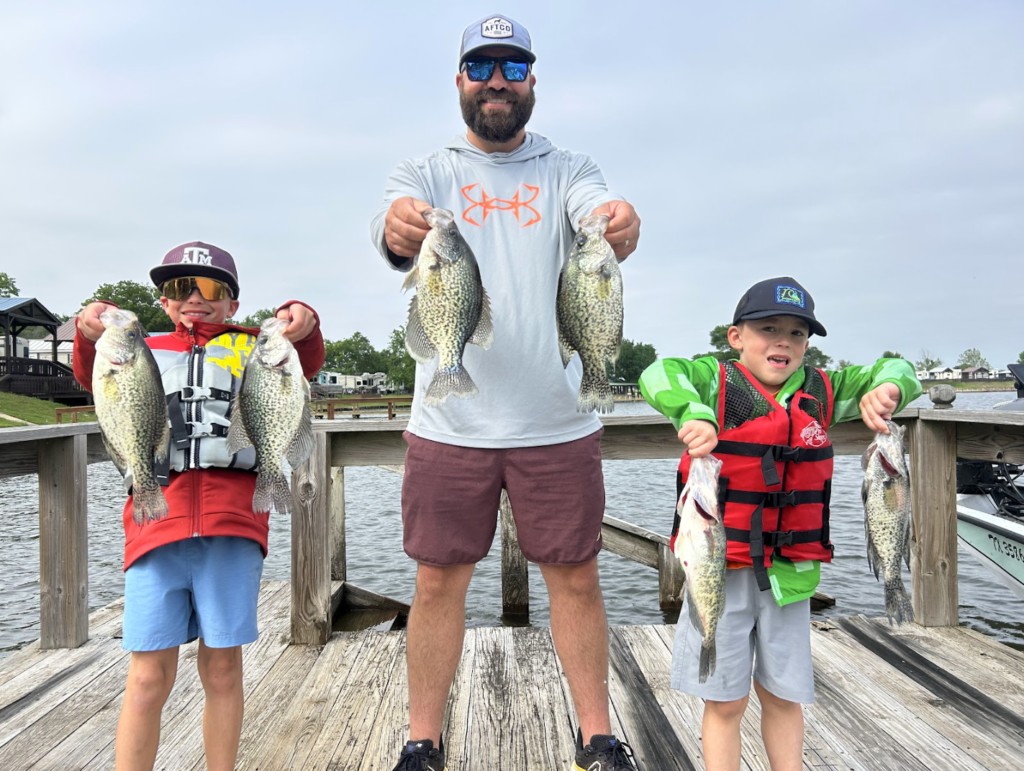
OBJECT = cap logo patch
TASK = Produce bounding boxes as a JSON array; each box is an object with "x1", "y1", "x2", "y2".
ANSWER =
[
  {"x1": 776, "y1": 285, "x2": 805, "y2": 308},
  {"x1": 180, "y1": 247, "x2": 212, "y2": 266},
  {"x1": 481, "y1": 17, "x2": 513, "y2": 39}
]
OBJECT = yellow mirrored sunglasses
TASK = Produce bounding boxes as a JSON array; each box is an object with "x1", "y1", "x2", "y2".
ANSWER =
[{"x1": 161, "y1": 276, "x2": 234, "y2": 301}]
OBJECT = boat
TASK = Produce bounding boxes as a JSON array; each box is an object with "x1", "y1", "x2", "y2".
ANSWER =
[{"x1": 955, "y1": 363, "x2": 1024, "y2": 600}]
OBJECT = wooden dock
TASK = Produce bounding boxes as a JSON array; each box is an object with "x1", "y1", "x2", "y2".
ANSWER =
[{"x1": 1, "y1": 582, "x2": 1023, "y2": 770}]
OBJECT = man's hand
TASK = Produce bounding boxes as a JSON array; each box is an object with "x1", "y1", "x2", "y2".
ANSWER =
[
  {"x1": 679, "y1": 419, "x2": 718, "y2": 458},
  {"x1": 591, "y1": 200, "x2": 640, "y2": 261},
  {"x1": 860, "y1": 383, "x2": 901, "y2": 433},
  {"x1": 77, "y1": 302, "x2": 116, "y2": 343},
  {"x1": 276, "y1": 303, "x2": 317, "y2": 343},
  {"x1": 385, "y1": 196, "x2": 432, "y2": 258}
]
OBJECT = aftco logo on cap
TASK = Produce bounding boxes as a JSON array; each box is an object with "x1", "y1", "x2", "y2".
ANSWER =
[
  {"x1": 776, "y1": 285, "x2": 805, "y2": 308},
  {"x1": 481, "y1": 17, "x2": 513, "y2": 38},
  {"x1": 181, "y1": 247, "x2": 212, "y2": 266}
]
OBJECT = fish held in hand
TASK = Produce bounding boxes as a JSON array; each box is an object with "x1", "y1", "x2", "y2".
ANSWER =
[
  {"x1": 227, "y1": 318, "x2": 314, "y2": 515},
  {"x1": 402, "y1": 207, "x2": 493, "y2": 407},
  {"x1": 93, "y1": 309, "x2": 170, "y2": 525},
  {"x1": 556, "y1": 213, "x2": 623, "y2": 414},
  {"x1": 861, "y1": 420, "x2": 914, "y2": 625},
  {"x1": 675, "y1": 454, "x2": 727, "y2": 682}
]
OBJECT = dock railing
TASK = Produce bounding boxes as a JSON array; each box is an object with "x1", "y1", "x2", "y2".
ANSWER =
[{"x1": 3, "y1": 397, "x2": 1024, "y2": 647}]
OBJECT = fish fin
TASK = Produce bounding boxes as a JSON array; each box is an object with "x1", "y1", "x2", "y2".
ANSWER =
[
  {"x1": 131, "y1": 480, "x2": 169, "y2": 525},
  {"x1": 401, "y1": 265, "x2": 419, "y2": 293},
  {"x1": 699, "y1": 638, "x2": 717, "y2": 684},
  {"x1": 226, "y1": 396, "x2": 253, "y2": 454},
  {"x1": 865, "y1": 528, "x2": 882, "y2": 581},
  {"x1": 405, "y1": 296, "x2": 436, "y2": 364},
  {"x1": 253, "y1": 472, "x2": 292, "y2": 515},
  {"x1": 558, "y1": 329, "x2": 575, "y2": 368},
  {"x1": 686, "y1": 589, "x2": 706, "y2": 638},
  {"x1": 577, "y1": 363, "x2": 613, "y2": 414},
  {"x1": 154, "y1": 420, "x2": 170, "y2": 465},
  {"x1": 100, "y1": 431, "x2": 128, "y2": 478},
  {"x1": 884, "y1": 579, "x2": 915, "y2": 625},
  {"x1": 424, "y1": 365, "x2": 478, "y2": 407},
  {"x1": 467, "y1": 288, "x2": 494, "y2": 350},
  {"x1": 286, "y1": 403, "x2": 315, "y2": 468}
]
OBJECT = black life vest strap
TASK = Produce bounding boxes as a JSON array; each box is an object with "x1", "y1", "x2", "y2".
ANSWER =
[
  {"x1": 714, "y1": 440, "x2": 834, "y2": 487},
  {"x1": 723, "y1": 488, "x2": 827, "y2": 508},
  {"x1": 179, "y1": 385, "x2": 233, "y2": 402},
  {"x1": 166, "y1": 393, "x2": 192, "y2": 450},
  {"x1": 724, "y1": 526, "x2": 827, "y2": 547}
]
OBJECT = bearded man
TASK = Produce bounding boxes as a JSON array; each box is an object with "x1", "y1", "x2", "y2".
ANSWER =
[{"x1": 371, "y1": 14, "x2": 642, "y2": 771}]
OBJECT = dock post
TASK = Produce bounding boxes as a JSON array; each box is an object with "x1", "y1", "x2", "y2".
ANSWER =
[
  {"x1": 37, "y1": 434, "x2": 88, "y2": 649},
  {"x1": 908, "y1": 416, "x2": 959, "y2": 626},
  {"x1": 500, "y1": 491, "x2": 529, "y2": 617},
  {"x1": 657, "y1": 543, "x2": 684, "y2": 611},
  {"x1": 291, "y1": 431, "x2": 332, "y2": 644},
  {"x1": 331, "y1": 466, "x2": 346, "y2": 581}
]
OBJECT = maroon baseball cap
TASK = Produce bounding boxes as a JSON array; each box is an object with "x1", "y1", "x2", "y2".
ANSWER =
[{"x1": 150, "y1": 241, "x2": 240, "y2": 299}]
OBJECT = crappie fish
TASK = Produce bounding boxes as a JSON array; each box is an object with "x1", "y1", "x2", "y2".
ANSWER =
[
  {"x1": 861, "y1": 420, "x2": 914, "y2": 625},
  {"x1": 556, "y1": 214, "x2": 623, "y2": 414},
  {"x1": 402, "y1": 207, "x2": 493, "y2": 407},
  {"x1": 92, "y1": 309, "x2": 170, "y2": 525},
  {"x1": 227, "y1": 318, "x2": 314, "y2": 515},
  {"x1": 675, "y1": 454, "x2": 727, "y2": 683}
]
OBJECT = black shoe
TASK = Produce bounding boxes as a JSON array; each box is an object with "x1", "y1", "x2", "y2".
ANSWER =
[
  {"x1": 573, "y1": 728, "x2": 639, "y2": 770},
  {"x1": 392, "y1": 738, "x2": 447, "y2": 771}
]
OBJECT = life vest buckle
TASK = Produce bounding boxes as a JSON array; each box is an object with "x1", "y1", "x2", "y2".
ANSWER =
[
  {"x1": 775, "y1": 446, "x2": 803, "y2": 462},
  {"x1": 766, "y1": 530, "x2": 796, "y2": 547},
  {"x1": 764, "y1": 490, "x2": 797, "y2": 508}
]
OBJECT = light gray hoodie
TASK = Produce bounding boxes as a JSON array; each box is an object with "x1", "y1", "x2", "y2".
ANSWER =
[{"x1": 370, "y1": 132, "x2": 621, "y2": 448}]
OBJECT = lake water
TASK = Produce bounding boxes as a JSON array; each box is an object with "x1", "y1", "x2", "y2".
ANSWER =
[{"x1": 2, "y1": 390, "x2": 1022, "y2": 660}]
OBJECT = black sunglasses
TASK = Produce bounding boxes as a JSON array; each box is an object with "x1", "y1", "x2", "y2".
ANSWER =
[{"x1": 462, "y1": 57, "x2": 530, "y2": 83}]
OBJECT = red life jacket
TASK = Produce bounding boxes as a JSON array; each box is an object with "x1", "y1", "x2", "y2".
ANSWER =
[{"x1": 674, "y1": 361, "x2": 835, "y2": 591}]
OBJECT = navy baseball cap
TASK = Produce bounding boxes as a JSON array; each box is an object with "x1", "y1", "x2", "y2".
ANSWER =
[
  {"x1": 150, "y1": 241, "x2": 240, "y2": 300},
  {"x1": 459, "y1": 14, "x2": 536, "y2": 66},
  {"x1": 732, "y1": 277, "x2": 827, "y2": 337}
]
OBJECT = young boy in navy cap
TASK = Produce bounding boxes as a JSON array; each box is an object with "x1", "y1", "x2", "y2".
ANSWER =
[
  {"x1": 73, "y1": 241, "x2": 325, "y2": 771},
  {"x1": 638, "y1": 277, "x2": 920, "y2": 771}
]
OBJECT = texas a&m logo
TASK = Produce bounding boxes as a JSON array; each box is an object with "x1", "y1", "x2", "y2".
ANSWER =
[{"x1": 180, "y1": 247, "x2": 212, "y2": 265}]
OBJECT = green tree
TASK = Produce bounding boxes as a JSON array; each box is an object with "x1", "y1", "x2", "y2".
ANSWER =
[
  {"x1": 83, "y1": 280, "x2": 175, "y2": 333},
  {"x1": 1018, "y1": 351, "x2": 1024, "y2": 365},
  {"x1": 324, "y1": 331, "x2": 386, "y2": 374},
  {"x1": 693, "y1": 323, "x2": 736, "y2": 362},
  {"x1": 956, "y1": 348, "x2": 990, "y2": 369},
  {"x1": 382, "y1": 327, "x2": 416, "y2": 391},
  {"x1": 0, "y1": 272, "x2": 18, "y2": 298},
  {"x1": 607, "y1": 339, "x2": 657, "y2": 383},
  {"x1": 881, "y1": 350, "x2": 904, "y2": 359},
  {"x1": 231, "y1": 307, "x2": 277, "y2": 328},
  {"x1": 837, "y1": 359, "x2": 854, "y2": 370},
  {"x1": 804, "y1": 346, "x2": 832, "y2": 369},
  {"x1": 915, "y1": 350, "x2": 942, "y2": 371}
]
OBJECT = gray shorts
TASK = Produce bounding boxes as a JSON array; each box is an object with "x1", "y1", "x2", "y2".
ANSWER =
[{"x1": 671, "y1": 567, "x2": 815, "y2": 704}]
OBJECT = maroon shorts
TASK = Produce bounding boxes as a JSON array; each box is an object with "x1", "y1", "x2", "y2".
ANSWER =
[{"x1": 401, "y1": 430, "x2": 605, "y2": 566}]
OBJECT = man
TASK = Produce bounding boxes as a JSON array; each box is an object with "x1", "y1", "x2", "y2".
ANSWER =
[{"x1": 370, "y1": 14, "x2": 641, "y2": 771}]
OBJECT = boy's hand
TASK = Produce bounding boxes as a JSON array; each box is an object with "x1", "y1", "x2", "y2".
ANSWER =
[
  {"x1": 678, "y1": 419, "x2": 718, "y2": 458},
  {"x1": 385, "y1": 196, "x2": 432, "y2": 258},
  {"x1": 860, "y1": 383, "x2": 901, "y2": 433},
  {"x1": 276, "y1": 304, "x2": 316, "y2": 343},
  {"x1": 77, "y1": 302, "x2": 116, "y2": 343}
]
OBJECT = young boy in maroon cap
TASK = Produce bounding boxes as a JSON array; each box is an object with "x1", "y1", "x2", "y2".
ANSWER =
[
  {"x1": 639, "y1": 277, "x2": 921, "y2": 771},
  {"x1": 73, "y1": 241, "x2": 325, "y2": 771}
]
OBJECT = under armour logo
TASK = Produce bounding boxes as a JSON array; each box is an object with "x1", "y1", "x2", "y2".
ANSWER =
[
  {"x1": 181, "y1": 247, "x2": 212, "y2": 265},
  {"x1": 461, "y1": 183, "x2": 542, "y2": 227}
]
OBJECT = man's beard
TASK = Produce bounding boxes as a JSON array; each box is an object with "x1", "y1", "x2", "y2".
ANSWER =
[{"x1": 460, "y1": 85, "x2": 536, "y2": 144}]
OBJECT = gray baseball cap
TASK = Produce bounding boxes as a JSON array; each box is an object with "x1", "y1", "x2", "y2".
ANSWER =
[
  {"x1": 150, "y1": 241, "x2": 240, "y2": 300},
  {"x1": 459, "y1": 14, "x2": 536, "y2": 66}
]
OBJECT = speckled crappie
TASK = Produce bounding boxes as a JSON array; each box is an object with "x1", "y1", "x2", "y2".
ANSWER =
[
  {"x1": 227, "y1": 318, "x2": 313, "y2": 515},
  {"x1": 92, "y1": 309, "x2": 170, "y2": 525},
  {"x1": 861, "y1": 420, "x2": 914, "y2": 624},
  {"x1": 556, "y1": 214, "x2": 623, "y2": 414},
  {"x1": 402, "y1": 207, "x2": 493, "y2": 407},
  {"x1": 675, "y1": 454, "x2": 727, "y2": 682}
]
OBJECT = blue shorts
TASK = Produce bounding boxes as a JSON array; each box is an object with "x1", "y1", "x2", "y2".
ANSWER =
[{"x1": 122, "y1": 536, "x2": 264, "y2": 652}]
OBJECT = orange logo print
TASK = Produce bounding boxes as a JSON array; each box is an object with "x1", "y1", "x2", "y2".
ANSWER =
[{"x1": 461, "y1": 183, "x2": 542, "y2": 228}]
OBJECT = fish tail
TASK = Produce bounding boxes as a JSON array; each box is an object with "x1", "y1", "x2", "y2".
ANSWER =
[
  {"x1": 424, "y1": 365, "x2": 478, "y2": 407},
  {"x1": 132, "y1": 479, "x2": 168, "y2": 525},
  {"x1": 577, "y1": 365, "x2": 613, "y2": 414},
  {"x1": 699, "y1": 638, "x2": 717, "y2": 683},
  {"x1": 254, "y1": 472, "x2": 293, "y2": 515},
  {"x1": 885, "y1": 577, "x2": 915, "y2": 625}
]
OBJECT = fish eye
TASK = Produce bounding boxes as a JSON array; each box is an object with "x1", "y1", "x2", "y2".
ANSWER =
[
  {"x1": 448, "y1": 229, "x2": 457, "y2": 237},
  {"x1": 258, "y1": 335, "x2": 267, "y2": 344},
  {"x1": 127, "y1": 331, "x2": 136, "y2": 339},
  {"x1": 575, "y1": 233, "x2": 587, "y2": 247}
]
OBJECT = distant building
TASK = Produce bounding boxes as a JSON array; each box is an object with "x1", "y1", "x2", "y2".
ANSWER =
[
  {"x1": 27, "y1": 339, "x2": 73, "y2": 364},
  {"x1": 927, "y1": 366, "x2": 961, "y2": 380},
  {"x1": 961, "y1": 366, "x2": 992, "y2": 381},
  {"x1": 311, "y1": 371, "x2": 394, "y2": 394},
  {"x1": 0, "y1": 336, "x2": 31, "y2": 359}
]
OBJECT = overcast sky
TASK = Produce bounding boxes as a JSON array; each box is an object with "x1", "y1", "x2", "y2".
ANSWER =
[{"x1": 2, "y1": 1, "x2": 1022, "y2": 369}]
